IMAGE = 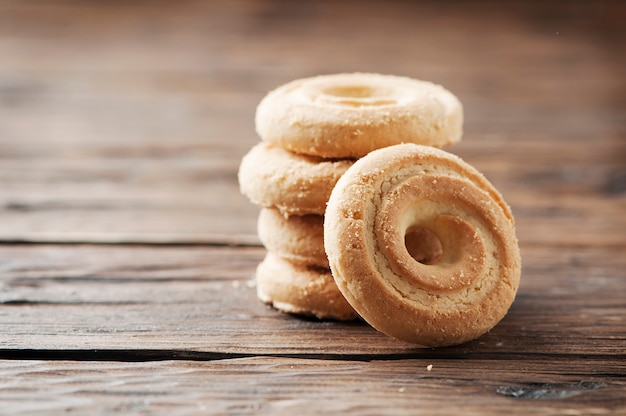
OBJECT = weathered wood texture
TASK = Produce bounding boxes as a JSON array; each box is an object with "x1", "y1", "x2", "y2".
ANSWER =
[
  {"x1": 0, "y1": 244, "x2": 624, "y2": 357},
  {"x1": 0, "y1": 358, "x2": 623, "y2": 415},
  {"x1": 0, "y1": 0, "x2": 624, "y2": 414}
]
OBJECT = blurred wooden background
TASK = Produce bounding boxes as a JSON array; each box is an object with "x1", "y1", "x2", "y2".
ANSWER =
[{"x1": 0, "y1": 0, "x2": 624, "y2": 414}]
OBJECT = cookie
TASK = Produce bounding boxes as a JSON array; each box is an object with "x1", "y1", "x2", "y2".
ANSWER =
[
  {"x1": 324, "y1": 143, "x2": 520, "y2": 346},
  {"x1": 256, "y1": 253, "x2": 358, "y2": 321},
  {"x1": 256, "y1": 72, "x2": 463, "y2": 158}
]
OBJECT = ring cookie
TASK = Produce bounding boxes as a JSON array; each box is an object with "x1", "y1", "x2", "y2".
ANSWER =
[
  {"x1": 258, "y1": 208, "x2": 327, "y2": 268},
  {"x1": 324, "y1": 143, "x2": 520, "y2": 346},
  {"x1": 238, "y1": 142, "x2": 353, "y2": 216},
  {"x1": 256, "y1": 253, "x2": 358, "y2": 321},
  {"x1": 256, "y1": 73, "x2": 463, "y2": 158}
]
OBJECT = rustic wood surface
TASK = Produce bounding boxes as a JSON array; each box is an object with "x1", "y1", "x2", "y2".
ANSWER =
[{"x1": 0, "y1": 0, "x2": 624, "y2": 414}]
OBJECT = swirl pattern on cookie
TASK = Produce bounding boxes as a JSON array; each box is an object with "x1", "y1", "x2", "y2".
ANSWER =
[
  {"x1": 256, "y1": 73, "x2": 463, "y2": 158},
  {"x1": 324, "y1": 144, "x2": 520, "y2": 346},
  {"x1": 256, "y1": 253, "x2": 358, "y2": 321},
  {"x1": 238, "y1": 142, "x2": 353, "y2": 216}
]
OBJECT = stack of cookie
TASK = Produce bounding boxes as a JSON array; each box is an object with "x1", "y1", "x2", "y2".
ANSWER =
[
  {"x1": 239, "y1": 143, "x2": 357, "y2": 320},
  {"x1": 238, "y1": 73, "x2": 464, "y2": 321}
]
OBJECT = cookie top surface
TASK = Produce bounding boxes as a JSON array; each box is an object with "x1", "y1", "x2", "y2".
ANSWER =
[
  {"x1": 238, "y1": 142, "x2": 353, "y2": 215},
  {"x1": 256, "y1": 73, "x2": 463, "y2": 158}
]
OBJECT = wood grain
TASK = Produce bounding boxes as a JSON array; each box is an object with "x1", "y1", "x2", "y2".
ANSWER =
[
  {"x1": 0, "y1": 358, "x2": 623, "y2": 415},
  {"x1": 0, "y1": 244, "x2": 624, "y2": 357},
  {"x1": 0, "y1": 157, "x2": 624, "y2": 245}
]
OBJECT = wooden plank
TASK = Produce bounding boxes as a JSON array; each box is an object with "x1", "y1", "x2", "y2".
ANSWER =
[
  {"x1": 0, "y1": 158, "x2": 258, "y2": 241},
  {"x1": 1, "y1": 139, "x2": 622, "y2": 188},
  {"x1": 0, "y1": 155, "x2": 623, "y2": 245},
  {"x1": 0, "y1": 244, "x2": 624, "y2": 356},
  {"x1": 0, "y1": 358, "x2": 623, "y2": 415},
  {"x1": 0, "y1": 1, "x2": 623, "y2": 159}
]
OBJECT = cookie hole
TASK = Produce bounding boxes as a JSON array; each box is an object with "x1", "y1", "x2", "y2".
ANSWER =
[
  {"x1": 405, "y1": 226, "x2": 443, "y2": 265},
  {"x1": 322, "y1": 85, "x2": 396, "y2": 106},
  {"x1": 324, "y1": 85, "x2": 376, "y2": 98}
]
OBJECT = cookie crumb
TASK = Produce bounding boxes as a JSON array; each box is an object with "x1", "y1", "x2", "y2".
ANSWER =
[{"x1": 427, "y1": 364, "x2": 433, "y2": 371}]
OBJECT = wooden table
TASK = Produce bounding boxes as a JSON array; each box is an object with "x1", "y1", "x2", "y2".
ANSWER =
[{"x1": 1, "y1": 1, "x2": 624, "y2": 414}]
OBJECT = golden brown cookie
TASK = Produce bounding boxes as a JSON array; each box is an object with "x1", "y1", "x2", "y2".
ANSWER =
[
  {"x1": 256, "y1": 253, "x2": 358, "y2": 321},
  {"x1": 255, "y1": 72, "x2": 463, "y2": 158},
  {"x1": 238, "y1": 142, "x2": 353, "y2": 216},
  {"x1": 257, "y1": 208, "x2": 328, "y2": 268},
  {"x1": 324, "y1": 143, "x2": 521, "y2": 346}
]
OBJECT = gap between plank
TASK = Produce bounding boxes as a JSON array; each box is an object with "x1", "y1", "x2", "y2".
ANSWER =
[
  {"x1": 0, "y1": 232, "x2": 262, "y2": 247},
  {"x1": 1, "y1": 349, "x2": 624, "y2": 364},
  {"x1": 0, "y1": 236, "x2": 624, "y2": 249}
]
